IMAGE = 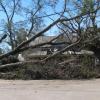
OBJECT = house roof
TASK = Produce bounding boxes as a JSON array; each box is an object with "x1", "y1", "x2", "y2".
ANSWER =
[
  {"x1": 29, "y1": 34, "x2": 78, "y2": 47},
  {"x1": 29, "y1": 36, "x2": 56, "y2": 46}
]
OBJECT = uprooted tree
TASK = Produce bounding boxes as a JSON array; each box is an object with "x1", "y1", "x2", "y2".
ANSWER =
[{"x1": 0, "y1": 0, "x2": 100, "y2": 68}]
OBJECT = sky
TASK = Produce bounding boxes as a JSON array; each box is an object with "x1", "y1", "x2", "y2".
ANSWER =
[
  {"x1": 22, "y1": 0, "x2": 64, "y2": 36},
  {"x1": 0, "y1": 0, "x2": 63, "y2": 36},
  {"x1": 0, "y1": 0, "x2": 99, "y2": 35},
  {"x1": 0, "y1": 0, "x2": 100, "y2": 51},
  {"x1": 17, "y1": 0, "x2": 100, "y2": 34},
  {"x1": 0, "y1": 0, "x2": 64, "y2": 51}
]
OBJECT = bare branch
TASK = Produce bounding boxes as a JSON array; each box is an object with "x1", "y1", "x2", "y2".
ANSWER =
[
  {"x1": 0, "y1": 7, "x2": 99, "y2": 59},
  {"x1": 42, "y1": 39, "x2": 81, "y2": 61},
  {"x1": 0, "y1": 34, "x2": 7, "y2": 43},
  {"x1": 0, "y1": 60, "x2": 43, "y2": 71}
]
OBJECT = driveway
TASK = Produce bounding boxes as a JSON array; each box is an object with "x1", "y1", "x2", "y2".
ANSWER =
[{"x1": 0, "y1": 79, "x2": 100, "y2": 100}]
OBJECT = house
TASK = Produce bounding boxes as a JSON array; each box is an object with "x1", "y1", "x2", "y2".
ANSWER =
[
  {"x1": 28, "y1": 36, "x2": 57, "y2": 56},
  {"x1": 24, "y1": 33, "x2": 79, "y2": 56}
]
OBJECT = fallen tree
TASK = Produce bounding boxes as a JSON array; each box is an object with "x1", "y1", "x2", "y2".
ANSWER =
[{"x1": 0, "y1": 1, "x2": 100, "y2": 71}]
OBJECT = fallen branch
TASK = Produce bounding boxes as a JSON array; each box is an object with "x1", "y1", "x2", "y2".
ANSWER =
[
  {"x1": 0, "y1": 60, "x2": 43, "y2": 71},
  {"x1": 42, "y1": 39, "x2": 81, "y2": 61},
  {"x1": 0, "y1": 34, "x2": 61, "y2": 59},
  {"x1": 58, "y1": 58, "x2": 76, "y2": 65}
]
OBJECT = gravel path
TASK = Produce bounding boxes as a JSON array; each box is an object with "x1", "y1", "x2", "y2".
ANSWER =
[{"x1": 0, "y1": 79, "x2": 100, "y2": 100}]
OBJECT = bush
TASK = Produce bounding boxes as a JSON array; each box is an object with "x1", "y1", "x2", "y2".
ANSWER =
[{"x1": 0, "y1": 54, "x2": 99, "y2": 80}]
